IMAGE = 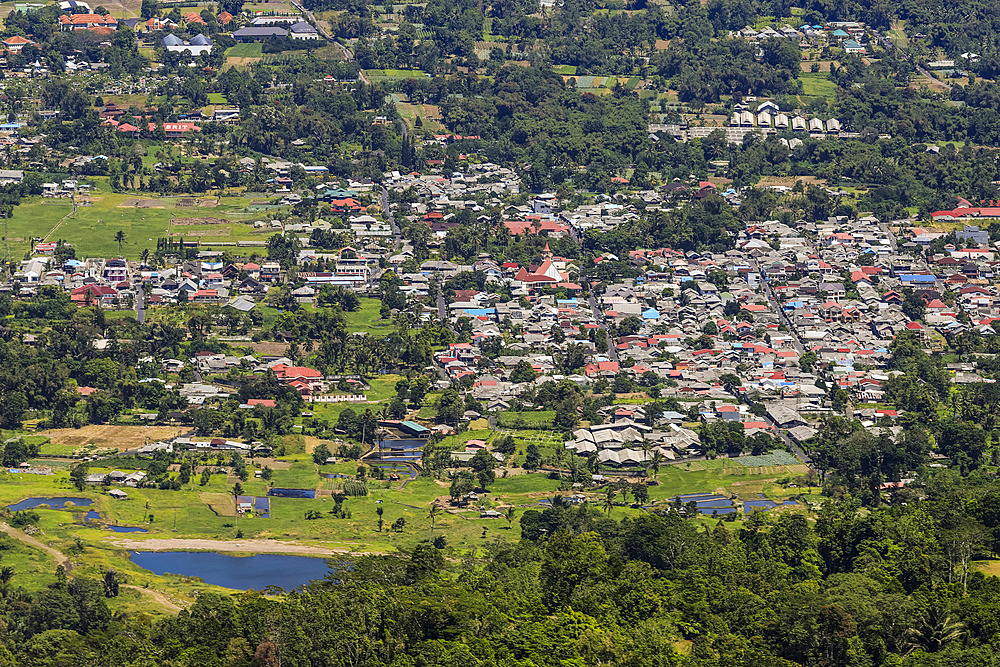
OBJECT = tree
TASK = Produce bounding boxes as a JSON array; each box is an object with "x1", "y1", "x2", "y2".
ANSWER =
[
  {"x1": 469, "y1": 448, "x2": 496, "y2": 489},
  {"x1": 70, "y1": 464, "x2": 88, "y2": 491},
  {"x1": 102, "y1": 570, "x2": 119, "y2": 598},
  {"x1": 437, "y1": 388, "x2": 464, "y2": 425},
  {"x1": 114, "y1": 230, "x2": 126, "y2": 254},
  {"x1": 450, "y1": 474, "x2": 474, "y2": 501},
  {"x1": 904, "y1": 606, "x2": 964, "y2": 654},
  {"x1": 392, "y1": 517, "x2": 406, "y2": 532},
  {"x1": 524, "y1": 444, "x2": 542, "y2": 471},
  {"x1": 633, "y1": 483, "x2": 649, "y2": 506},
  {"x1": 428, "y1": 503, "x2": 441, "y2": 531},
  {"x1": 902, "y1": 289, "x2": 926, "y2": 322},
  {"x1": 510, "y1": 360, "x2": 537, "y2": 383},
  {"x1": 494, "y1": 434, "x2": 516, "y2": 455},
  {"x1": 505, "y1": 506, "x2": 515, "y2": 529},
  {"x1": 312, "y1": 443, "x2": 332, "y2": 465},
  {"x1": 799, "y1": 350, "x2": 818, "y2": 372}
]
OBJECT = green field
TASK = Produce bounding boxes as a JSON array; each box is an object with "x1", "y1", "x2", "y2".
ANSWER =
[
  {"x1": 363, "y1": 69, "x2": 429, "y2": 79},
  {"x1": 498, "y1": 411, "x2": 556, "y2": 428},
  {"x1": 799, "y1": 72, "x2": 837, "y2": 99},
  {"x1": 0, "y1": 420, "x2": 812, "y2": 604},
  {"x1": 6, "y1": 189, "x2": 264, "y2": 259},
  {"x1": 552, "y1": 64, "x2": 577, "y2": 75},
  {"x1": 343, "y1": 297, "x2": 395, "y2": 336},
  {"x1": 225, "y1": 43, "x2": 264, "y2": 58}
]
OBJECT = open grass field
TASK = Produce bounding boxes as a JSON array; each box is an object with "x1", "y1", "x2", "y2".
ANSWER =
[
  {"x1": 498, "y1": 411, "x2": 556, "y2": 428},
  {"x1": 343, "y1": 297, "x2": 395, "y2": 336},
  {"x1": 5, "y1": 188, "x2": 268, "y2": 259},
  {"x1": 363, "y1": 69, "x2": 429, "y2": 80},
  {"x1": 226, "y1": 43, "x2": 264, "y2": 58},
  {"x1": 0, "y1": 416, "x2": 815, "y2": 603},
  {"x1": 798, "y1": 72, "x2": 837, "y2": 99},
  {"x1": 392, "y1": 97, "x2": 445, "y2": 133}
]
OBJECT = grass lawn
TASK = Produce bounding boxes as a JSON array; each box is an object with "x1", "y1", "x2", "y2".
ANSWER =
[
  {"x1": 498, "y1": 411, "x2": 556, "y2": 428},
  {"x1": 226, "y1": 43, "x2": 264, "y2": 58},
  {"x1": 344, "y1": 297, "x2": 395, "y2": 336},
  {"x1": 364, "y1": 69, "x2": 429, "y2": 81},
  {"x1": 207, "y1": 92, "x2": 229, "y2": 104},
  {"x1": 552, "y1": 64, "x2": 577, "y2": 75},
  {"x1": 6, "y1": 189, "x2": 261, "y2": 259},
  {"x1": 799, "y1": 72, "x2": 837, "y2": 99}
]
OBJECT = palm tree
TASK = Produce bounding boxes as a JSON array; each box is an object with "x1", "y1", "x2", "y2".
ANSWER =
[
  {"x1": 649, "y1": 451, "x2": 664, "y2": 479},
  {"x1": 114, "y1": 230, "x2": 126, "y2": 254},
  {"x1": 603, "y1": 487, "x2": 615, "y2": 515},
  {"x1": 428, "y1": 503, "x2": 442, "y2": 531},
  {"x1": 904, "y1": 606, "x2": 964, "y2": 654},
  {"x1": 0, "y1": 566, "x2": 13, "y2": 584},
  {"x1": 505, "y1": 506, "x2": 515, "y2": 529},
  {"x1": 140, "y1": 248, "x2": 150, "y2": 265}
]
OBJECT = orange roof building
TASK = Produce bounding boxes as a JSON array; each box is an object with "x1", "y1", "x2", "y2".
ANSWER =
[{"x1": 59, "y1": 13, "x2": 116, "y2": 31}]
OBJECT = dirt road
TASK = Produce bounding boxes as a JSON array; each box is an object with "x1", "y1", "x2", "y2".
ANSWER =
[
  {"x1": 0, "y1": 524, "x2": 186, "y2": 612},
  {"x1": 123, "y1": 584, "x2": 185, "y2": 612},
  {"x1": 0, "y1": 523, "x2": 72, "y2": 571},
  {"x1": 113, "y1": 538, "x2": 346, "y2": 556}
]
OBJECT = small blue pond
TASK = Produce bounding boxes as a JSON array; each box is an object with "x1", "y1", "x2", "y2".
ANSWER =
[
  {"x1": 130, "y1": 551, "x2": 330, "y2": 590},
  {"x1": 322, "y1": 473, "x2": 351, "y2": 479},
  {"x1": 107, "y1": 526, "x2": 147, "y2": 533},
  {"x1": 745, "y1": 500, "x2": 799, "y2": 512},
  {"x1": 83, "y1": 510, "x2": 101, "y2": 521},
  {"x1": 8, "y1": 497, "x2": 93, "y2": 511},
  {"x1": 268, "y1": 488, "x2": 316, "y2": 499},
  {"x1": 673, "y1": 492, "x2": 799, "y2": 515}
]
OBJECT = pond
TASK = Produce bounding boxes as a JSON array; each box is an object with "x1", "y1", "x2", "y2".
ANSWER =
[
  {"x1": 8, "y1": 497, "x2": 93, "y2": 511},
  {"x1": 744, "y1": 499, "x2": 799, "y2": 513},
  {"x1": 106, "y1": 526, "x2": 148, "y2": 533},
  {"x1": 130, "y1": 551, "x2": 331, "y2": 590},
  {"x1": 268, "y1": 488, "x2": 316, "y2": 499},
  {"x1": 83, "y1": 510, "x2": 102, "y2": 522}
]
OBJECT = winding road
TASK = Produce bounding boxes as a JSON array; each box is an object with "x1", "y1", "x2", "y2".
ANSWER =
[
  {"x1": 0, "y1": 522, "x2": 186, "y2": 612},
  {"x1": 290, "y1": 0, "x2": 370, "y2": 85}
]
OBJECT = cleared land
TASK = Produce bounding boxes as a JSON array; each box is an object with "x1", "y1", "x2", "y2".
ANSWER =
[
  {"x1": 798, "y1": 72, "x2": 837, "y2": 99},
  {"x1": 41, "y1": 425, "x2": 188, "y2": 451},
  {"x1": 111, "y1": 537, "x2": 348, "y2": 555}
]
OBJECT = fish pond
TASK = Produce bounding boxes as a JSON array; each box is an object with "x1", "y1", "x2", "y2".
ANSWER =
[
  {"x1": 8, "y1": 497, "x2": 93, "y2": 511},
  {"x1": 129, "y1": 551, "x2": 331, "y2": 590},
  {"x1": 672, "y1": 492, "x2": 798, "y2": 515}
]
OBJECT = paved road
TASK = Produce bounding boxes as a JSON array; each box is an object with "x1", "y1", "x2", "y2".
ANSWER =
[
  {"x1": 870, "y1": 28, "x2": 952, "y2": 91},
  {"x1": 436, "y1": 292, "x2": 447, "y2": 322},
  {"x1": 291, "y1": 0, "x2": 370, "y2": 85},
  {"x1": 380, "y1": 187, "x2": 402, "y2": 253},
  {"x1": 588, "y1": 294, "x2": 620, "y2": 363},
  {"x1": 135, "y1": 284, "x2": 145, "y2": 324}
]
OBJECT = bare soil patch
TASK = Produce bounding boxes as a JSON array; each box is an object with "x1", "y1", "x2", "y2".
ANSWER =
[
  {"x1": 171, "y1": 217, "x2": 229, "y2": 225},
  {"x1": 111, "y1": 537, "x2": 348, "y2": 555},
  {"x1": 245, "y1": 341, "x2": 291, "y2": 356},
  {"x1": 800, "y1": 60, "x2": 838, "y2": 73},
  {"x1": 119, "y1": 199, "x2": 164, "y2": 208},
  {"x1": 168, "y1": 229, "x2": 231, "y2": 237},
  {"x1": 41, "y1": 425, "x2": 186, "y2": 450}
]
